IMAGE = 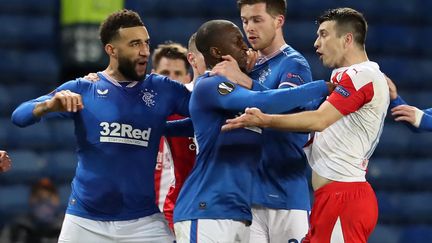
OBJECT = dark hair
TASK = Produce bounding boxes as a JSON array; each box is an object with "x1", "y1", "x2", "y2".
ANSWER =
[
  {"x1": 237, "y1": 0, "x2": 286, "y2": 16},
  {"x1": 99, "y1": 9, "x2": 144, "y2": 46},
  {"x1": 317, "y1": 7, "x2": 368, "y2": 47},
  {"x1": 151, "y1": 41, "x2": 190, "y2": 71},
  {"x1": 31, "y1": 178, "x2": 57, "y2": 196}
]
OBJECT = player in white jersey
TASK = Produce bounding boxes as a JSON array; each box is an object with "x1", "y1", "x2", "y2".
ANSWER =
[{"x1": 223, "y1": 8, "x2": 388, "y2": 243}]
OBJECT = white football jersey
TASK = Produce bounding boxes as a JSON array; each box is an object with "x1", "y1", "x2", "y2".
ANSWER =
[{"x1": 305, "y1": 61, "x2": 389, "y2": 182}]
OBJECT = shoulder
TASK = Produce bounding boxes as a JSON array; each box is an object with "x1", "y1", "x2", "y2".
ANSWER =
[
  {"x1": 280, "y1": 46, "x2": 311, "y2": 69},
  {"x1": 146, "y1": 73, "x2": 188, "y2": 89},
  {"x1": 194, "y1": 74, "x2": 234, "y2": 95},
  {"x1": 344, "y1": 62, "x2": 382, "y2": 89}
]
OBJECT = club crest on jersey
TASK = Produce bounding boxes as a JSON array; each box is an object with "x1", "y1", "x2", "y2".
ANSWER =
[
  {"x1": 335, "y1": 85, "x2": 350, "y2": 97},
  {"x1": 218, "y1": 82, "x2": 235, "y2": 95},
  {"x1": 258, "y1": 67, "x2": 271, "y2": 84},
  {"x1": 141, "y1": 89, "x2": 157, "y2": 107}
]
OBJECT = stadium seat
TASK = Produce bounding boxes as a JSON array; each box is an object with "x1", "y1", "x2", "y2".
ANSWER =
[
  {"x1": 50, "y1": 120, "x2": 77, "y2": 149},
  {"x1": 7, "y1": 119, "x2": 54, "y2": 149},
  {"x1": 58, "y1": 183, "x2": 72, "y2": 208},
  {"x1": 284, "y1": 21, "x2": 317, "y2": 52},
  {"x1": 0, "y1": 150, "x2": 47, "y2": 184},
  {"x1": 368, "y1": 158, "x2": 432, "y2": 190},
  {"x1": 0, "y1": 0, "x2": 57, "y2": 15},
  {"x1": 368, "y1": 224, "x2": 401, "y2": 243},
  {"x1": 377, "y1": 192, "x2": 432, "y2": 224},
  {"x1": 0, "y1": 50, "x2": 60, "y2": 84},
  {"x1": 46, "y1": 150, "x2": 77, "y2": 183},
  {"x1": 400, "y1": 225, "x2": 432, "y2": 243},
  {"x1": 0, "y1": 15, "x2": 56, "y2": 48},
  {"x1": 0, "y1": 185, "x2": 30, "y2": 217}
]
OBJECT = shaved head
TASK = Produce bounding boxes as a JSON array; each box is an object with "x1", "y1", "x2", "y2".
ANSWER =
[{"x1": 196, "y1": 20, "x2": 249, "y2": 71}]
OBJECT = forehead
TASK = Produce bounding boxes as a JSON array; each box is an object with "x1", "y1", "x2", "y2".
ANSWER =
[
  {"x1": 317, "y1": 20, "x2": 337, "y2": 33},
  {"x1": 117, "y1": 26, "x2": 149, "y2": 41},
  {"x1": 240, "y1": 2, "x2": 269, "y2": 17},
  {"x1": 156, "y1": 57, "x2": 187, "y2": 72}
]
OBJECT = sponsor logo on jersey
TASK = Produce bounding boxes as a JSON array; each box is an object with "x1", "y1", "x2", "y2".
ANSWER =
[
  {"x1": 141, "y1": 89, "x2": 157, "y2": 107},
  {"x1": 284, "y1": 72, "x2": 305, "y2": 84},
  {"x1": 217, "y1": 82, "x2": 235, "y2": 95},
  {"x1": 96, "y1": 89, "x2": 109, "y2": 98},
  {"x1": 199, "y1": 201, "x2": 207, "y2": 209},
  {"x1": 335, "y1": 85, "x2": 350, "y2": 97},
  {"x1": 99, "y1": 122, "x2": 151, "y2": 147}
]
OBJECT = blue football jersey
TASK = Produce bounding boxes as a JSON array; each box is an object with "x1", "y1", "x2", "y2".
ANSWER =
[
  {"x1": 173, "y1": 72, "x2": 329, "y2": 223},
  {"x1": 249, "y1": 44, "x2": 317, "y2": 210},
  {"x1": 12, "y1": 72, "x2": 190, "y2": 221}
]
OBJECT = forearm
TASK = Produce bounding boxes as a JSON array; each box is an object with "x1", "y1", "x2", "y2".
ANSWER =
[
  {"x1": 389, "y1": 95, "x2": 406, "y2": 109},
  {"x1": 11, "y1": 100, "x2": 43, "y2": 127},
  {"x1": 266, "y1": 110, "x2": 327, "y2": 132}
]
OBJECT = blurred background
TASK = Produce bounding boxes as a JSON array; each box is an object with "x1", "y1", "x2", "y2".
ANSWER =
[{"x1": 0, "y1": 0, "x2": 431, "y2": 242}]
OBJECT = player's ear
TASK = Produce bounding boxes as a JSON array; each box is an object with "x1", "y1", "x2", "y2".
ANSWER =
[
  {"x1": 105, "y1": 44, "x2": 117, "y2": 58},
  {"x1": 275, "y1": 14, "x2": 284, "y2": 28}
]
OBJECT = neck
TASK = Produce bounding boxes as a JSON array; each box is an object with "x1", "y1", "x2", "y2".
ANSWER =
[
  {"x1": 258, "y1": 31, "x2": 286, "y2": 56},
  {"x1": 339, "y1": 48, "x2": 369, "y2": 67},
  {"x1": 104, "y1": 63, "x2": 128, "y2": 81}
]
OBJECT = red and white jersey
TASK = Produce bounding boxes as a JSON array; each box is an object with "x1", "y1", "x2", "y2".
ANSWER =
[
  {"x1": 304, "y1": 61, "x2": 389, "y2": 182},
  {"x1": 155, "y1": 137, "x2": 175, "y2": 211}
]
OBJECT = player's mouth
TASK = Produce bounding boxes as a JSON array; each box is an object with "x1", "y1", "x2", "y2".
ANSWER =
[
  {"x1": 248, "y1": 36, "x2": 258, "y2": 44},
  {"x1": 136, "y1": 60, "x2": 148, "y2": 72},
  {"x1": 316, "y1": 50, "x2": 323, "y2": 60}
]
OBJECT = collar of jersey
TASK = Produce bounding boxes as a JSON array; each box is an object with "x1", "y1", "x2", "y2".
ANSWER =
[
  {"x1": 255, "y1": 44, "x2": 289, "y2": 66},
  {"x1": 99, "y1": 71, "x2": 139, "y2": 88}
]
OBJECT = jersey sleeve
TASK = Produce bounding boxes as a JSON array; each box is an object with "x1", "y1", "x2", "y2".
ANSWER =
[
  {"x1": 11, "y1": 80, "x2": 82, "y2": 127},
  {"x1": 327, "y1": 69, "x2": 374, "y2": 116},
  {"x1": 193, "y1": 75, "x2": 329, "y2": 114},
  {"x1": 278, "y1": 60, "x2": 313, "y2": 88},
  {"x1": 389, "y1": 95, "x2": 407, "y2": 109},
  {"x1": 164, "y1": 77, "x2": 191, "y2": 117},
  {"x1": 419, "y1": 109, "x2": 432, "y2": 131},
  {"x1": 164, "y1": 118, "x2": 194, "y2": 137}
]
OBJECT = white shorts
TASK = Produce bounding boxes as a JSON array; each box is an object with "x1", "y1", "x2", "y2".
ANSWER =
[
  {"x1": 249, "y1": 206, "x2": 310, "y2": 243},
  {"x1": 174, "y1": 219, "x2": 250, "y2": 243},
  {"x1": 58, "y1": 213, "x2": 174, "y2": 243}
]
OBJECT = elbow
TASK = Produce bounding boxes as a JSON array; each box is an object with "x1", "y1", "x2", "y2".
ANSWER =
[
  {"x1": 11, "y1": 109, "x2": 28, "y2": 128},
  {"x1": 313, "y1": 119, "x2": 332, "y2": 132}
]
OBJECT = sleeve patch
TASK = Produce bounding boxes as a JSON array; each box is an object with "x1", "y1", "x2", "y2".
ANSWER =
[
  {"x1": 334, "y1": 85, "x2": 350, "y2": 97},
  {"x1": 217, "y1": 82, "x2": 235, "y2": 95}
]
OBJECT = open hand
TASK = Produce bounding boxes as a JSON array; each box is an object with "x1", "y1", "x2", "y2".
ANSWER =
[
  {"x1": 211, "y1": 55, "x2": 253, "y2": 89},
  {"x1": 221, "y1": 107, "x2": 269, "y2": 131}
]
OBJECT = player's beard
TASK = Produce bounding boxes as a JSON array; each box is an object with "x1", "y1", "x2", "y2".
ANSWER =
[{"x1": 118, "y1": 56, "x2": 147, "y2": 81}]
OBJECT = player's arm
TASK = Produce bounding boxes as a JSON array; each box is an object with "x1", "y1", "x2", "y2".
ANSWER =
[
  {"x1": 195, "y1": 75, "x2": 332, "y2": 115},
  {"x1": 386, "y1": 75, "x2": 432, "y2": 131},
  {"x1": 223, "y1": 69, "x2": 370, "y2": 132},
  {"x1": 164, "y1": 118, "x2": 194, "y2": 137},
  {"x1": 11, "y1": 81, "x2": 83, "y2": 127},
  {"x1": 166, "y1": 78, "x2": 191, "y2": 117}
]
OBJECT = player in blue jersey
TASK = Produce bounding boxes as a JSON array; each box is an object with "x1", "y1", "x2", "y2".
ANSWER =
[
  {"x1": 11, "y1": 10, "x2": 190, "y2": 243},
  {"x1": 173, "y1": 19, "x2": 333, "y2": 243},
  {"x1": 387, "y1": 76, "x2": 432, "y2": 131},
  {"x1": 211, "y1": 1, "x2": 317, "y2": 242}
]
